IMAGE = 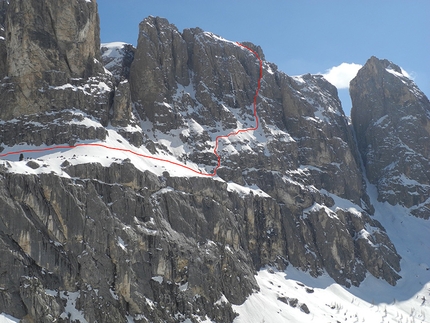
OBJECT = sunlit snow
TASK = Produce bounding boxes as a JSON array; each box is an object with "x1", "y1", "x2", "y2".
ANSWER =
[
  {"x1": 0, "y1": 313, "x2": 19, "y2": 323},
  {"x1": 233, "y1": 180, "x2": 430, "y2": 323}
]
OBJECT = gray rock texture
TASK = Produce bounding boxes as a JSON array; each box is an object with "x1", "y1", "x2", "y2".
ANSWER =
[
  {"x1": 0, "y1": 0, "x2": 135, "y2": 147},
  {"x1": 0, "y1": 160, "x2": 400, "y2": 322},
  {"x1": 125, "y1": 17, "x2": 401, "y2": 290},
  {"x1": 0, "y1": 1, "x2": 7, "y2": 80},
  {"x1": 1, "y1": 0, "x2": 104, "y2": 118},
  {"x1": 101, "y1": 42, "x2": 135, "y2": 82},
  {"x1": 0, "y1": 163, "x2": 255, "y2": 322},
  {"x1": 1, "y1": 7, "x2": 427, "y2": 323},
  {"x1": 351, "y1": 57, "x2": 430, "y2": 218}
]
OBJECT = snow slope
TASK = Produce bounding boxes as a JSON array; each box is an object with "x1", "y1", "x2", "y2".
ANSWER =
[
  {"x1": 0, "y1": 313, "x2": 19, "y2": 323},
  {"x1": 233, "y1": 185, "x2": 430, "y2": 323},
  {"x1": 0, "y1": 125, "x2": 207, "y2": 178}
]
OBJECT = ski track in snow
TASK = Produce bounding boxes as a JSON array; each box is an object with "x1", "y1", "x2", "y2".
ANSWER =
[{"x1": 0, "y1": 42, "x2": 263, "y2": 178}]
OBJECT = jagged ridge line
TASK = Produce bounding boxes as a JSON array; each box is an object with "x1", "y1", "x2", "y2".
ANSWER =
[{"x1": 0, "y1": 42, "x2": 263, "y2": 177}]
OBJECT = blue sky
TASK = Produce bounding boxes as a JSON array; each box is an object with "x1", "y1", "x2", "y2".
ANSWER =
[{"x1": 98, "y1": 0, "x2": 429, "y2": 115}]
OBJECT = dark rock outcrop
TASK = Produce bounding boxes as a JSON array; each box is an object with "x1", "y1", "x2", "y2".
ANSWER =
[
  {"x1": 351, "y1": 57, "x2": 430, "y2": 218},
  {"x1": 2, "y1": 0, "x2": 103, "y2": 118},
  {"x1": 0, "y1": 1, "x2": 8, "y2": 79},
  {"x1": 130, "y1": 16, "x2": 189, "y2": 125},
  {"x1": 0, "y1": 0, "x2": 136, "y2": 147}
]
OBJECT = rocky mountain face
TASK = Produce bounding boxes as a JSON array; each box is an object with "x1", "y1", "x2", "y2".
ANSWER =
[
  {"x1": 0, "y1": 2, "x2": 428, "y2": 323},
  {"x1": 351, "y1": 57, "x2": 430, "y2": 218},
  {"x1": 0, "y1": 1, "x2": 7, "y2": 78},
  {"x1": 0, "y1": 0, "x2": 127, "y2": 147},
  {"x1": 125, "y1": 17, "x2": 401, "y2": 287}
]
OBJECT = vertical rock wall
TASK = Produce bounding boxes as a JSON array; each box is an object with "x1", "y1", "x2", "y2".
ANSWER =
[
  {"x1": 0, "y1": 0, "x2": 108, "y2": 120},
  {"x1": 351, "y1": 57, "x2": 430, "y2": 217}
]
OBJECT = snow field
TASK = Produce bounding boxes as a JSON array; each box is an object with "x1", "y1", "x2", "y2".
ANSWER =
[
  {"x1": 0, "y1": 314, "x2": 19, "y2": 323},
  {"x1": 234, "y1": 184, "x2": 430, "y2": 323}
]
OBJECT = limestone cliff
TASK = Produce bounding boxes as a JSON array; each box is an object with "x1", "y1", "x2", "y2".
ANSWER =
[
  {"x1": 1, "y1": 6, "x2": 427, "y2": 323},
  {"x1": 2, "y1": 0, "x2": 103, "y2": 117},
  {"x1": 350, "y1": 57, "x2": 430, "y2": 218},
  {"x1": 125, "y1": 17, "x2": 401, "y2": 289},
  {"x1": 0, "y1": 0, "x2": 131, "y2": 146}
]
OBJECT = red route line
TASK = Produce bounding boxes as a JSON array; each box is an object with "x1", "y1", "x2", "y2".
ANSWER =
[
  {"x1": 0, "y1": 42, "x2": 263, "y2": 177},
  {"x1": 211, "y1": 42, "x2": 263, "y2": 176}
]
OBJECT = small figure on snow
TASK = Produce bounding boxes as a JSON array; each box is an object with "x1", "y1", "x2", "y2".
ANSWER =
[{"x1": 19, "y1": 153, "x2": 24, "y2": 161}]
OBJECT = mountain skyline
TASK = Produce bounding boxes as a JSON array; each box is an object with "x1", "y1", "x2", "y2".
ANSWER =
[{"x1": 97, "y1": 0, "x2": 430, "y2": 115}]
